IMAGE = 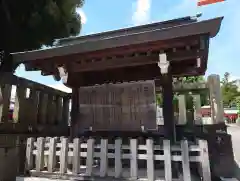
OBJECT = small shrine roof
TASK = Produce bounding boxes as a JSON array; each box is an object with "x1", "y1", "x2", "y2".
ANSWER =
[
  {"x1": 9, "y1": 16, "x2": 223, "y2": 86},
  {"x1": 11, "y1": 16, "x2": 223, "y2": 64}
]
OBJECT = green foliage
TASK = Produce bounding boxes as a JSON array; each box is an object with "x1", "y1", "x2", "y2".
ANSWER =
[
  {"x1": 156, "y1": 94, "x2": 163, "y2": 106},
  {"x1": 177, "y1": 76, "x2": 205, "y2": 84},
  {"x1": 0, "y1": 0, "x2": 84, "y2": 53},
  {"x1": 156, "y1": 72, "x2": 240, "y2": 111},
  {"x1": 221, "y1": 72, "x2": 240, "y2": 106},
  {"x1": 235, "y1": 96, "x2": 240, "y2": 112},
  {"x1": 156, "y1": 93, "x2": 178, "y2": 107},
  {"x1": 156, "y1": 76, "x2": 207, "y2": 108},
  {"x1": 177, "y1": 76, "x2": 208, "y2": 107}
]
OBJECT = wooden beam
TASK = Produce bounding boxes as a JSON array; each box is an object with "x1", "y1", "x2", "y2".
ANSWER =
[
  {"x1": 24, "y1": 37, "x2": 201, "y2": 76},
  {"x1": 66, "y1": 62, "x2": 206, "y2": 87},
  {"x1": 66, "y1": 37, "x2": 200, "y2": 61},
  {"x1": 69, "y1": 49, "x2": 202, "y2": 73}
]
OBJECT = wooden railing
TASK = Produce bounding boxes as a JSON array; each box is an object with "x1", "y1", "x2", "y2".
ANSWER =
[
  {"x1": 0, "y1": 73, "x2": 71, "y2": 135},
  {"x1": 26, "y1": 137, "x2": 211, "y2": 181}
]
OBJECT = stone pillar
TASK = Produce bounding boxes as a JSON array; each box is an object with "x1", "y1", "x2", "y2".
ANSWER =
[
  {"x1": 178, "y1": 95, "x2": 187, "y2": 125},
  {"x1": 207, "y1": 74, "x2": 224, "y2": 124},
  {"x1": 192, "y1": 94, "x2": 202, "y2": 125}
]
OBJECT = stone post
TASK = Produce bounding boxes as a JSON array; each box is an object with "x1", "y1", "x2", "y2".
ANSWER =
[
  {"x1": 207, "y1": 74, "x2": 224, "y2": 124},
  {"x1": 178, "y1": 94, "x2": 187, "y2": 125},
  {"x1": 192, "y1": 94, "x2": 202, "y2": 124}
]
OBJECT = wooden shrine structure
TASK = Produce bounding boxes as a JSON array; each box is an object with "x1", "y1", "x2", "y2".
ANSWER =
[
  {"x1": 2, "y1": 15, "x2": 237, "y2": 180},
  {"x1": 10, "y1": 16, "x2": 223, "y2": 140}
]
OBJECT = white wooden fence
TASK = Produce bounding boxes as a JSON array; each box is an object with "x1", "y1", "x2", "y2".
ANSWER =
[{"x1": 26, "y1": 137, "x2": 211, "y2": 181}]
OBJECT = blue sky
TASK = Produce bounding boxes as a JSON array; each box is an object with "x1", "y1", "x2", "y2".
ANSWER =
[{"x1": 15, "y1": 0, "x2": 240, "y2": 91}]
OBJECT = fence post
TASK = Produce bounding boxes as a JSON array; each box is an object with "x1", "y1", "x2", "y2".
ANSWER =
[
  {"x1": 38, "y1": 93, "x2": 48, "y2": 124},
  {"x1": 86, "y1": 138, "x2": 94, "y2": 176},
  {"x1": 26, "y1": 137, "x2": 35, "y2": 171},
  {"x1": 130, "y1": 139, "x2": 138, "y2": 180},
  {"x1": 36, "y1": 137, "x2": 45, "y2": 172},
  {"x1": 198, "y1": 140, "x2": 211, "y2": 181},
  {"x1": 29, "y1": 89, "x2": 40, "y2": 125},
  {"x1": 13, "y1": 86, "x2": 27, "y2": 123},
  {"x1": 60, "y1": 137, "x2": 68, "y2": 174},
  {"x1": 47, "y1": 95, "x2": 56, "y2": 125},
  {"x1": 73, "y1": 138, "x2": 80, "y2": 174},
  {"x1": 146, "y1": 138, "x2": 154, "y2": 181},
  {"x1": 163, "y1": 140, "x2": 172, "y2": 181},
  {"x1": 181, "y1": 140, "x2": 191, "y2": 181},
  {"x1": 0, "y1": 84, "x2": 11, "y2": 123},
  {"x1": 48, "y1": 137, "x2": 57, "y2": 173},
  {"x1": 115, "y1": 138, "x2": 122, "y2": 178},
  {"x1": 98, "y1": 139, "x2": 107, "y2": 177}
]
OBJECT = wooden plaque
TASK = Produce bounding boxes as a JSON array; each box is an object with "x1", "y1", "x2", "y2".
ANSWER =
[{"x1": 76, "y1": 81, "x2": 156, "y2": 132}]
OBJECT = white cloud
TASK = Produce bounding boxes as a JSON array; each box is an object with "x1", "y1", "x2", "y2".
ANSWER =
[
  {"x1": 76, "y1": 8, "x2": 87, "y2": 24},
  {"x1": 132, "y1": 0, "x2": 151, "y2": 25}
]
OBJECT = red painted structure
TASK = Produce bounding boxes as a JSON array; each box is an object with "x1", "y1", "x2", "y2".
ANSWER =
[{"x1": 201, "y1": 105, "x2": 238, "y2": 122}]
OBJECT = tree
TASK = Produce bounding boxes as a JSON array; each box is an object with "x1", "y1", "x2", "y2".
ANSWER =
[
  {"x1": 235, "y1": 96, "x2": 240, "y2": 111},
  {"x1": 0, "y1": 0, "x2": 84, "y2": 69},
  {"x1": 221, "y1": 72, "x2": 240, "y2": 106}
]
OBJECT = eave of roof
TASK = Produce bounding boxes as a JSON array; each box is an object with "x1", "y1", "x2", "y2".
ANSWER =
[
  {"x1": 57, "y1": 15, "x2": 198, "y2": 46},
  {"x1": 11, "y1": 17, "x2": 223, "y2": 65}
]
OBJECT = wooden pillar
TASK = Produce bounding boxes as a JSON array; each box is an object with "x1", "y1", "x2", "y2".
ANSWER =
[
  {"x1": 207, "y1": 74, "x2": 224, "y2": 124},
  {"x1": 162, "y1": 74, "x2": 175, "y2": 141},
  {"x1": 70, "y1": 88, "x2": 79, "y2": 139},
  {"x1": 158, "y1": 53, "x2": 175, "y2": 142},
  {"x1": 192, "y1": 94, "x2": 202, "y2": 125},
  {"x1": 178, "y1": 95, "x2": 187, "y2": 125}
]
